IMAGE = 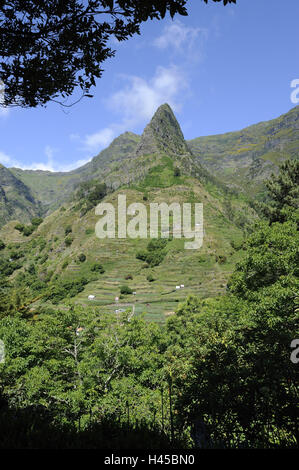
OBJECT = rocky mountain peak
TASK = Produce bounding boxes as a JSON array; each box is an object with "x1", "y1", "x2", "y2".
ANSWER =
[{"x1": 135, "y1": 103, "x2": 191, "y2": 157}]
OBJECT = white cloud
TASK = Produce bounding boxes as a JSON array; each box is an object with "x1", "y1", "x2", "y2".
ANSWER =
[
  {"x1": 0, "y1": 150, "x2": 13, "y2": 166},
  {"x1": 109, "y1": 65, "x2": 188, "y2": 123},
  {"x1": 1, "y1": 65, "x2": 190, "y2": 171},
  {"x1": 77, "y1": 65, "x2": 188, "y2": 155},
  {"x1": 0, "y1": 145, "x2": 91, "y2": 172},
  {"x1": 83, "y1": 127, "x2": 117, "y2": 153},
  {"x1": 153, "y1": 20, "x2": 207, "y2": 55}
]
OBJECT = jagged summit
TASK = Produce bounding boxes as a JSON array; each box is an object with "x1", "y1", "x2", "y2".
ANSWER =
[{"x1": 135, "y1": 103, "x2": 191, "y2": 157}]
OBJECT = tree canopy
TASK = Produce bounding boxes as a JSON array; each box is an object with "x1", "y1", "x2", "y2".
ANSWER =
[
  {"x1": 260, "y1": 159, "x2": 299, "y2": 225},
  {"x1": 0, "y1": 0, "x2": 236, "y2": 108}
]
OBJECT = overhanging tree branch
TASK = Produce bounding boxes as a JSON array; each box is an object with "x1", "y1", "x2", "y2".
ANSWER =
[{"x1": 0, "y1": 0, "x2": 236, "y2": 108}]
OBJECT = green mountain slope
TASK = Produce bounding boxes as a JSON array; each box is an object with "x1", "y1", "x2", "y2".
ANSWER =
[
  {"x1": 2, "y1": 104, "x2": 298, "y2": 229},
  {"x1": 188, "y1": 105, "x2": 299, "y2": 197},
  {"x1": 0, "y1": 104, "x2": 256, "y2": 321},
  {"x1": 10, "y1": 131, "x2": 141, "y2": 215},
  {"x1": 0, "y1": 164, "x2": 40, "y2": 225}
]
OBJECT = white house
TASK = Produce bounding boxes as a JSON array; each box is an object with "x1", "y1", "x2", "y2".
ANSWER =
[
  {"x1": 176, "y1": 286, "x2": 181, "y2": 290},
  {"x1": 88, "y1": 295, "x2": 95, "y2": 300},
  {"x1": 180, "y1": 284, "x2": 185, "y2": 288}
]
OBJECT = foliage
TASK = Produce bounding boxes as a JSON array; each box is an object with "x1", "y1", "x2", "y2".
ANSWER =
[
  {"x1": 31, "y1": 217, "x2": 43, "y2": 227},
  {"x1": 260, "y1": 159, "x2": 299, "y2": 225},
  {"x1": 0, "y1": 307, "x2": 179, "y2": 447},
  {"x1": 62, "y1": 260, "x2": 69, "y2": 270},
  {"x1": 75, "y1": 180, "x2": 107, "y2": 215},
  {"x1": 44, "y1": 277, "x2": 89, "y2": 304},
  {"x1": 78, "y1": 253, "x2": 86, "y2": 263},
  {"x1": 14, "y1": 218, "x2": 43, "y2": 237},
  {"x1": 136, "y1": 238, "x2": 168, "y2": 267},
  {"x1": 65, "y1": 235, "x2": 74, "y2": 247},
  {"x1": 90, "y1": 262, "x2": 105, "y2": 274},
  {"x1": 0, "y1": 142, "x2": 297, "y2": 449},
  {"x1": 14, "y1": 223, "x2": 25, "y2": 232},
  {"x1": 120, "y1": 285, "x2": 133, "y2": 295},
  {"x1": 166, "y1": 216, "x2": 298, "y2": 447},
  {"x1": 174, "y1": 166, "x2": 181, "y2": 177},
  {"x1": 0, "y1": 1, "x2": 234, "y2": 108},
  {"x1": 65, "y1": 225, "x2": 72, "y2": 236}
]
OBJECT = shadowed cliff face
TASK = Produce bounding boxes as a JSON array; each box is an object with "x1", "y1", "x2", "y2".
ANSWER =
[{"x1": 0, "y1": 164, "x2": 40, "y2": 225}]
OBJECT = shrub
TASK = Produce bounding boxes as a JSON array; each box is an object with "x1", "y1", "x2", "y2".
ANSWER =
[
  {"x1": 31, "y1": 279, "x2": 47, "y2": 292},
  {"x1": 85, "y1": 228, "x2": 94, "y2": 235},
  {"x1": 14, "y1": 223, "x2": 25, "y2": 232},
  {"x1": 27, "y1": 263, "x2": 36, "y2": 275},
  {"x1": 147, "y1": 274, "x2": 155, "y2": 282},
  {"x1": 145, "y1": 250, "x2": 164, "y2": 267},
  {"x1": 0, "y1": 240, "x2": 5, "y2": 250},
  {"x1": 136, "y1": 239, "x2": 168, "y2": 267},
  {"x1": 38, "y1": 238, "x2": 47, "y2": 251},
  {"x1": 136, "y1": 250, "x2": 148, "y2": 262},
  {"x1": 147, "y1": 238, "x2": 168, "y2": 251},
  {"x1": 216, "y1": 254, "x2": 227, "y2": 264},
  {"x1": 78, "y1": 253, "x2": 86, "y2": 263},
  {"x1": 31, "y1": 217, "x2": 43, "y2": 227},
  {"x1": 9, "y1": 250, "x2": 23, "y2": 260},
  {"x1": 125, "y1": 274, "x2": 133, "y2": 280},
  {"x1": 39, "y1": 254, "x2": 48, "y2": 264},
  {"x1": 174, "y1": 166, "x2": 181, "y2": 177},
  {"x1": 90, "y1": 262, "x2": 104, "y2": 273},
  {"x1": 23, "y1": 225, "x2": 35, "y2": 236},
  {"x1": 65, "y1": 236, "x2": 73, "y2": 247},
  {"x1": 65, "y1": 225, "x2": 72, "y2": 236},
  {"x1": 62, "y1": 260, "x2": 69, "y2": 270},
  {"x1": 230, "y1": 239, "x2": 244, "y2": 251},
  {"x1": 120, "y1": 285, "x2": 133, "y2": 295},
  {"x1": 44, "y1": 277, "x2": 89, "y2": 304}
]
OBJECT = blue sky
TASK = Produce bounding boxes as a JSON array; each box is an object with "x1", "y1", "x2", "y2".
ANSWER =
[{"x1": 0, "y1": 0, "x2": 299, "y2": 172}]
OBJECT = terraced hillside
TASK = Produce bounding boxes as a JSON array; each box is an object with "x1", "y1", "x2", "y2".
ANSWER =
[
  {"x1": 0, "y1": 104, "x2": 257, "y2": 322},
  {"x1": 0, "y1": 170, "x2": 255, "y2": 323}
]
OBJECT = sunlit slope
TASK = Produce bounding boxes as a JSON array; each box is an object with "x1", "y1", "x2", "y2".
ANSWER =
[
  {"x1": 9, "y1": 132, "x2": 141, "y2": 214},
  {"x1": 188, "y1": 105, "x2": 299, "y2": 197},
  {"x1": 0, "y1": 168, "x2": 255, "y2": 322}
]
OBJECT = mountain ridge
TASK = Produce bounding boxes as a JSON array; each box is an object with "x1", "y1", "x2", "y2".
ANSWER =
[
  {"x1": 1, "y1": 104, "x2": 298, "y2": 227},
  {"x1": 188, "y1": 105, "x2": 299, "y2": 196}
]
